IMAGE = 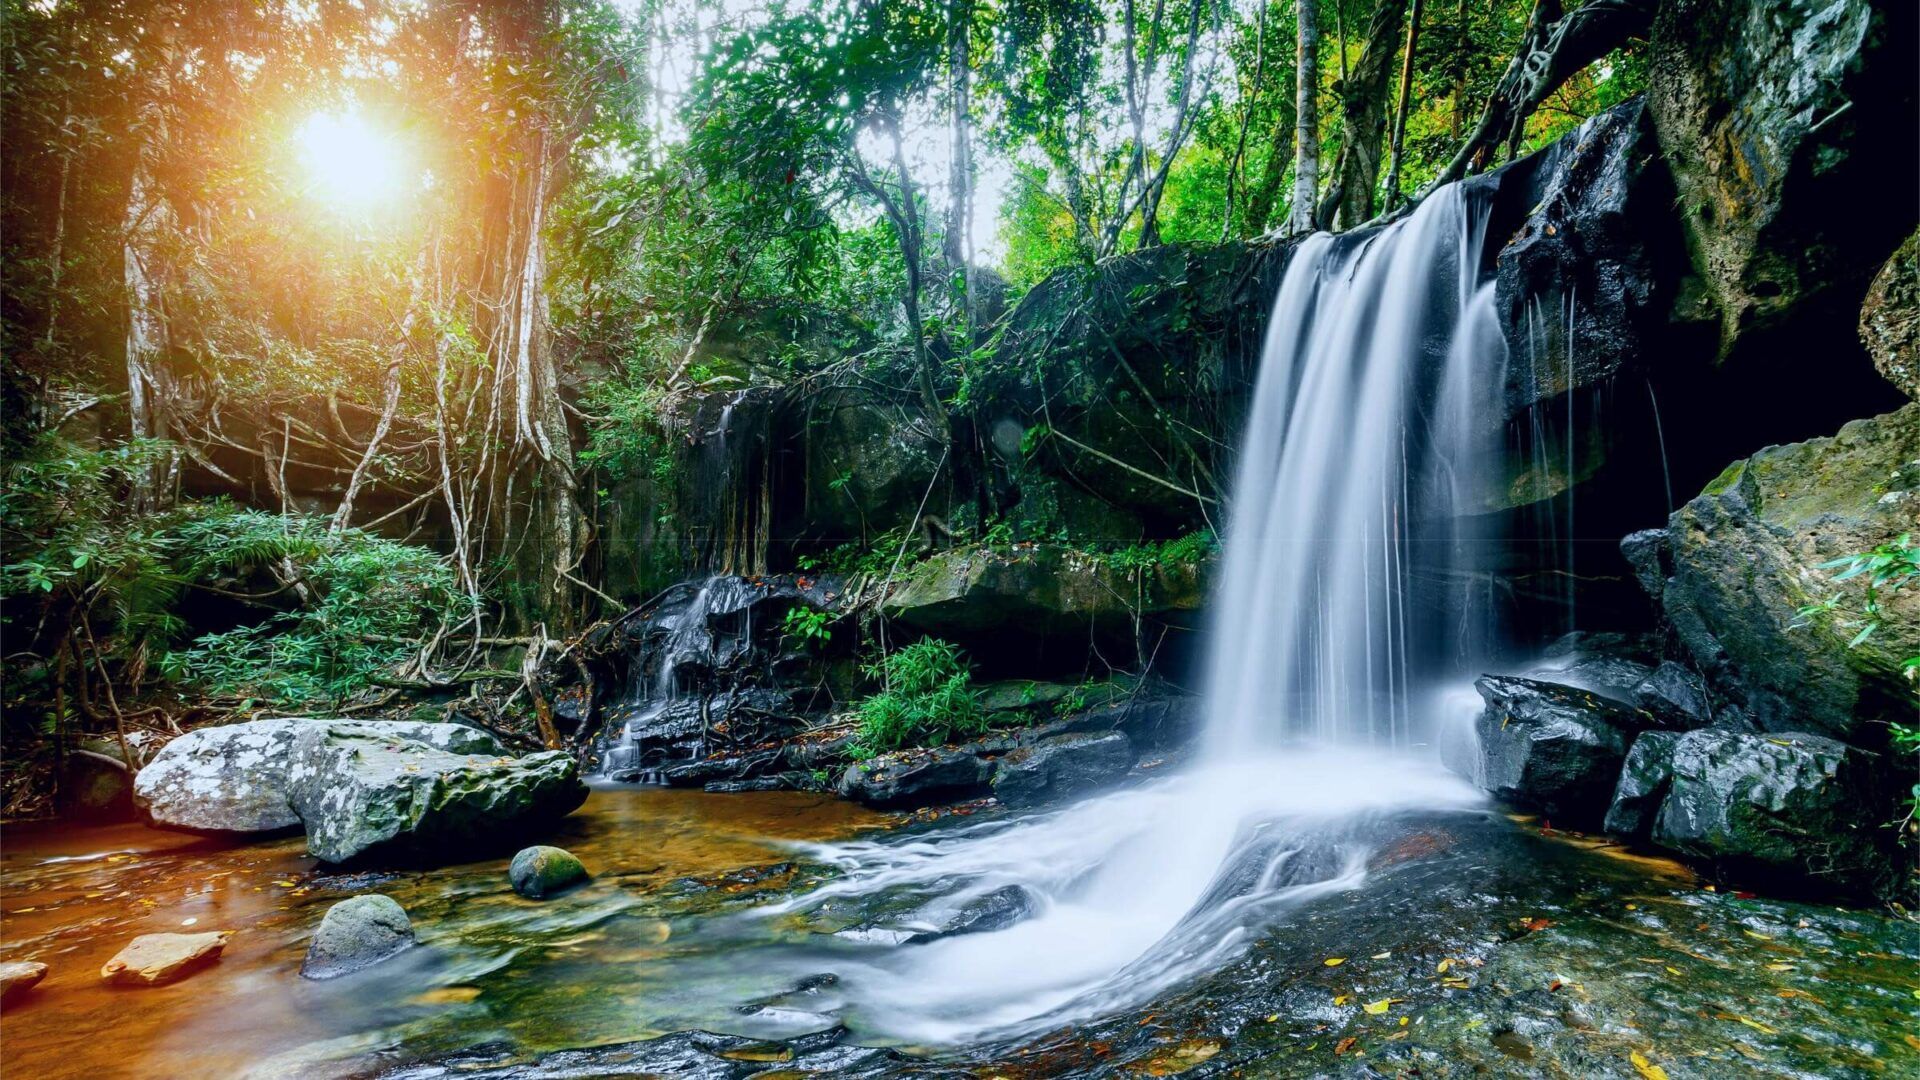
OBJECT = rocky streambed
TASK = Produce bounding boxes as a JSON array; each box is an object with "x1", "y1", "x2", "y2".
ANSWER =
[{"x1": 3, "y1": 779, "x2": 1915, "y2": 1079}]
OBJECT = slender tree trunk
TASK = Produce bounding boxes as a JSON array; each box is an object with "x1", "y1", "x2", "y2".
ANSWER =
[
  {"x1": 1222, "y1": 0, "x2": 1270, "y2": 240},
  {"x1": 944, "y1": 0, "x2": 974, "y2": 338},
  {"x1": 123, "y1": 145, "x2": 178, "y2": 510},
  {"x1": 1322, "y1": 0, "x2": 1406, "y2": 229},
  {"x1": 1381, "y1": 0, "x2": 1424, "y2": 212},
  {"x1": 1451, "y1": 0, "x2": 1466, "y2": 140},
  {"x1": 1288, "y1": 0, "x2": 1321, "y2": 234},
  {"x1": 1138, "y1": 0, "x2": 1208, "y2": 247}
]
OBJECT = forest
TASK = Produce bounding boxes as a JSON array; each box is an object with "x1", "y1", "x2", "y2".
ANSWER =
[{"x1": 1, "y1": 0, "x2": 1915, "y2": 1076}]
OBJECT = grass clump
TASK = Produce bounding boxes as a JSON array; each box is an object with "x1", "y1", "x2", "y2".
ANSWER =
[{"x1": 851, "y1": 639, "x2": 987, "y2": 754}]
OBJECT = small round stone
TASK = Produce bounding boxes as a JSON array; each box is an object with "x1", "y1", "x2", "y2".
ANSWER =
[
  {"x1": 509, "y1": 845, "x2": 588, "y2": 899},
  {"x1": 301, "y1": 894, "x2": 414, "y2": 980}
]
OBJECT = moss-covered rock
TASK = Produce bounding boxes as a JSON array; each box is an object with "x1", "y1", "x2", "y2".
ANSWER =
[
  {"x1": 301, "y1": 895, "x2": 415, "y2": 979},
  {"x1": 286, "y1": 729, "x2": 587, "y2": 865},
  {"x1": 881, "y1": 544, "x2": 1208, "y2": 635},
  {"x1": 509, "y1": 845, "x2": 590, "y2": 899},
  {"x1": 1656, "y1": 404, "x2": 1919, "y2": 741}
]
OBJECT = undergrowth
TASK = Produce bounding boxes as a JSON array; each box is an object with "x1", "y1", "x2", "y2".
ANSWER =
[{"x1": 850, "y1": 638, "x2": 987, "y2": 755}]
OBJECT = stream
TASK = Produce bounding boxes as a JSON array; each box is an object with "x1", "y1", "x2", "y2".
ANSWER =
[{"x1": 3, "y1": 779, "x2": 1916, "y2": 1079}]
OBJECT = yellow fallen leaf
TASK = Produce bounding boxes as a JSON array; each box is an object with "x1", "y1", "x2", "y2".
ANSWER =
[
  {"x1": 1398, "y1": 1017, "x2": 1409, "y2": 1027},
  {"x1": 1742, "y1": 930, "x2": 1771, "y2": 941},
  {"x1": 1332, "y1": 995, "x2": 1350, "y2": 1006},
  {"x1": 1903, "y1": 1034, "x2": 1920, "y2": 1053},
  {"x1": 410, "y1": 986, "x2": 482, "y2": 1005},
  {"x1": 1665, "y1": 966, "x2": 1682, "y2": 976},
  {"x1": 1264, "y1": 1014, "x2": 1279, "y2": 1023},
  {"x1": 272, "y1": 880, "x2": 297, "y2": 887},
  {"x1": 1362, "y1": 998, "x2": 1398, "y2": 1015},
  {"x1": 1732, "y1": 1016, "x2": 1777, "y2": 1035},
  {"x1": 1630, "y1": 1049, "x2": 1670, "y2": 1080},
  {"x1": 1436, "y1": 958, "x2": 1452, "y2": 974},
  {"x1": 1764, "y1": 962, "x2": 1793, "y2": 972},
  {"x1": 1323, "y1": 957, "x2": 1346, "y2": 967}
]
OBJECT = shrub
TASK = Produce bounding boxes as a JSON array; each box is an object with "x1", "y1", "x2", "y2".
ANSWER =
[{"x1": 852, "y1": 638, "x2": 987, "y2": 753}]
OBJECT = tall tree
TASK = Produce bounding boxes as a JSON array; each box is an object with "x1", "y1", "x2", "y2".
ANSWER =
[
  {"x1": 943, "y1": 0, "x2": 975, "y2": 337},
  {"x1": 1287, "y1": 0, "x2": 1320, "y2": 234},
  {"x1": 1319, "y1": 0, "x2": 1407, "y2": 229},
  {"x1": 1380, "y1": 0, "x2": 1425, "y2": 211}
]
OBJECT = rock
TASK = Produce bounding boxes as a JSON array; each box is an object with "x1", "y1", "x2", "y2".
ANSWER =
[
  {"x1": 1648, "y1": 0, "x2": 1917, "y2": 360},
  {"x1": 1602, "y1": 731, "x2": 1682, "y2": 840},
  {"x1": 100, "y1": 931, "x2": 231, "y2": 986},
  {"x1": 1619, "y1": 529, "x2": 1673, "y2": 602},
  {"x1": 134, "y1": 719, "x2": 505, "y2": 834},
  {"x1": 991, "y1": 731, "x2": 1136, "y2": 809},
  {"x1": 882, "y1": 544, "x2": 1208, "y2": 636},
  {"x1": 800, "y1": 383, "x2": 944, "y2": 543},
  {"x1": 1630, "y1": 662, "x2": 1717, "y2": 729},
  {"x1": 300, "y1": 895, "x2": 414, "y2": 979},
  {"x1": 59, "y1": 736, "x2": 139, "y2": 821},
  {"x1": 1062, "y1": 693, "x2": 1202, "y2": 750},
  {"x1": 1652, "y1": 730, "x2": 1893, "y2": 895},
  {"x1": 1861, "y1": 229, "x2": 1920, "y2": 400},
  {"x1": 510, "y1": 846, "x2": 589, "y2": 899},
  {"x1": 0, "y1": 961, "x2": 47, "y2": 1006},
  {"x1": 836, "y1": 747, "x2": 995, "y2": 810},
  {"x1": 286, "y1": 728, "x2": 586, "y2": 865},
  {"x1": 1659, "y1": 405, "x2": 1920, "y2": 740},
  {"x1": 1470, "y1": 675, "x2": 1658, "y2": 827}
]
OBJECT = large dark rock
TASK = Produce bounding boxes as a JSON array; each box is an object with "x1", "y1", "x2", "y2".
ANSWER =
[
  {"x1": 1648, "y1": 0, "x2": 1918, "y2": 361},
  {"x1": 301, "y1": 894, "x2": 415, "y2": 980},
  {"x1": 801, "y1": 382, "x2": 944, "y2": 545},
  {"x1": 990, "y1": 730, "x2": 1136, "y2": 809},
  {"x1": 286, "y1": 728, "x2": 586, "y2": 864},
  {"x1": 133, "y1": 719, "x2": 504, "y2": 835},
  {"x1": 1860, "y1": 228, "x2": 1920, "y2": 400},
  {"x1": 1652, "y1": 730, "x2": 1894, "y2": 895},
  {"x1": 1657, "y1": 405, "x2": 1920, "y2": 742},
  {"x1": 1470, "y1": 675, "x2": 1659, "y2": 827},
  {"x1": 881, "y1": 544, "x2": 1207, "y2": 635},
  {"x1": 1602, "y1": 730, "x2": 1682, "y2": 840},
  {"x1": 836, "y1": 746, "x2": 996, "y2": 810}
]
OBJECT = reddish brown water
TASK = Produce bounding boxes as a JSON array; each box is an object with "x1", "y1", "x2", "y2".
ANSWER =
[{"x1": 0, "y1": 786, "x2": 886, "y2": 1079}]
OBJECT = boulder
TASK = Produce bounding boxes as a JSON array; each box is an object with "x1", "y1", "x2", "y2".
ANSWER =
[
  {"x1": 1658, "y1": 405, "x2": 1920, "y2": 741},
  {"x1": 59, "y1": 735, "x2": 140, "y2": 821},
  {"x1": 509, "y1": 846, "x2": 589, "y2": 899},
  {"x1": 301, "y1": 895, "x2": 415, "y2": 980},
  {"x1": 836, "y1": 747, "x2": 995, "y2": 810},
  {"x1": 0, "y1": 961, "x2": 47, "y2": 1006},
  {"x1": 1860, "y1": 229, "x2": 1920, "y2": 400},
  {"x1": 1652, "y1": 730, "x2": 1893, "y2": 894},
  {"x1": 1602, "y1": 731, "x2": 1682, "y2": 840},
  {"x1": 1648, "y1": 0, "x2": 1917, "y2": 360},
  {"x1": 100, "y1": 931, "x2": 231, "y2": 986},
  {"x1": 1470, "y1": 675, "x2": 1658, "y2": 827},
  {"x1": 800, "y1": 384, "x2": 944, "y2": 543},
  {"x1": 286, "y1": 728, "x2": 586, "y2": 865},
  {"x1": 134, "y1": 719, "x2": 504, "y2": 834},
  {"x1": 991, "y1": 731, "x2": 1136, "y2": 809}
]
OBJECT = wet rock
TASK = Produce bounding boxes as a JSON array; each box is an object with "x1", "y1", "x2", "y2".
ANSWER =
[
  {"x1": 1063, "y1": 693, "x2": 1202, "y2": 750},
  {"x1": 1861, "y1": 229, "x2": 1920, "y2": 400},
  {"x1": 1471, "y1": 675, "x2": 1655, "y2": 827},
  {"x1": 654, "y1": 746, "x2": 787, "y2": 788},
  {"x1": 510, "y1": 846, "x2": 589, "y2": 899},
  {"x1": 1619, "y1": 528, "x2": 1673, "y2": 602},
  {"x1": 836, "y1": 747, "x2": 994, "y2": 810},
  {"x1": 0, "y1": 961, "x2": 47, "y2": 1006},
  {"x1": 1653, "y1": 730, "x2": 1893, "y2": 895},
  {"x1": 100, "y1": 931, "x2": 231, "y2": 986},
  {"x1": 59, "y1": 735, "x2": 142, "y2": 821},
  {"x1": 1602, "y1": 730, "x2": 1681, "y2": 840},
  {"x1": 1630, "y1": 662, "x2": 1717, "y2": 729},
  {"x1": 1659, "y1": 405, "x2": 1920, "y2": 740},
  {"x1": 287, "y1": 728, "x2": 586, "y2": 864},
  {"x1": 1649, "y1": 0, "x2": 1917, "y2": 360},
  {"x1": 301, "y1": 895, "x2": 414, "y2": 979},
  {"x1": 134, "y1": 719, "x2": 504, "y2": 834},
  {"x1": 801, "y1": 383, "x2": 944, "y2": 544},
  {"x1": 991, "y1": 730, "x2": 1136, "y2": 809}
]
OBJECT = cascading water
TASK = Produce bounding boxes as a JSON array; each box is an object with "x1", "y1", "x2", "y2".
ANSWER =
[{"x1": 751, "y1": 182, "x2": 1508, "y2": 1046}]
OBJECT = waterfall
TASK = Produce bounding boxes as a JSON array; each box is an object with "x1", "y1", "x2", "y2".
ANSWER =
[
  {"x1": 1203, "y1": 182, "x2": 1504, "y2": 753},
  {"x1": 756, "y1": 183, "x2": 1502, "y2": 1048}
]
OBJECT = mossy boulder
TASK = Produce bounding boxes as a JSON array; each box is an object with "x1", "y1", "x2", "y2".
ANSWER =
[
  {"x1": 881, "y1": 544, "x2": 1209, "y2": 636},
  {"x1": 1654, "y1": 404, "x2": 1920, "y2": 741},
  {"x1": 286, "y1": 729, "x2": 586, "y2": 865},
  {"x1": 509, "y1": 845, "x2": 590, "y2": 899}
]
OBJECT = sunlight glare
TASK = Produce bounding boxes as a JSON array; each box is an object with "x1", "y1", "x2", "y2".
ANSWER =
[{"x1": 295, "y1": 110, "x2": 412, "y2": 209}]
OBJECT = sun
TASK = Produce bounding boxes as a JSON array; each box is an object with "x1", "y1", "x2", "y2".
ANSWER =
[{"x1": 294, "y1": 110, "x2": 413, "y2": 209}]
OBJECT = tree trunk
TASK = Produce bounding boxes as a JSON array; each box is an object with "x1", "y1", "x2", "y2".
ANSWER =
[
  {"x1": 943, "y1": 0, "x2": 974, "y2": 338},
  {"x1": 1137, "y1": 0, "x2": 1208, "y2": 247},
  {"x1": 1288, "y1": 0, "x2": 1321, "y2": 234},
  {"x1": 1381, "y1": 0, "x2": 1425, "y2": 212},
  {"x1": 1222, "y1": 0, "x2": 1270, "y2": 240},
  {"x1": 1322, "y1": 0, "x2": 1407, "y2": 229},
  {"x1": 122, "y1": 150, "x2": 178, "y2": 510}
]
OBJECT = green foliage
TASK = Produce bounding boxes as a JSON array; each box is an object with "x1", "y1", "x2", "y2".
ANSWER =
[
  {"x1": 1795, "y1": 533, "x2": 1920, "y2": 675},
  {"x1": 1102, "y1": 529, "x2": 1219, "y2": 573},
  {"x1": 852, "y1": 638, "x2": 988, "y2": 753},
  {"x1": 577, "y1": 371, "x2": 680, "y2": 492},
  {"x1": 780, "y1": 606, "x2": 834, "y2": 650}
]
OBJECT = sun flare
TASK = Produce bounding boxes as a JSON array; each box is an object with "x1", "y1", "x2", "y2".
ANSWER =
[{"x1": 294, "y1": 110, "x2": 412, "y2": 209}]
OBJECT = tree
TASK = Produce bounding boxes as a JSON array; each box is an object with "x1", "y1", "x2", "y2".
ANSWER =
[
  {"x1": 1319, "y1": 0, "x2": 1408, "y2": 229},
  {"x1": 1288, "y1": 0, "x2": 1321, "y2": 234}
]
